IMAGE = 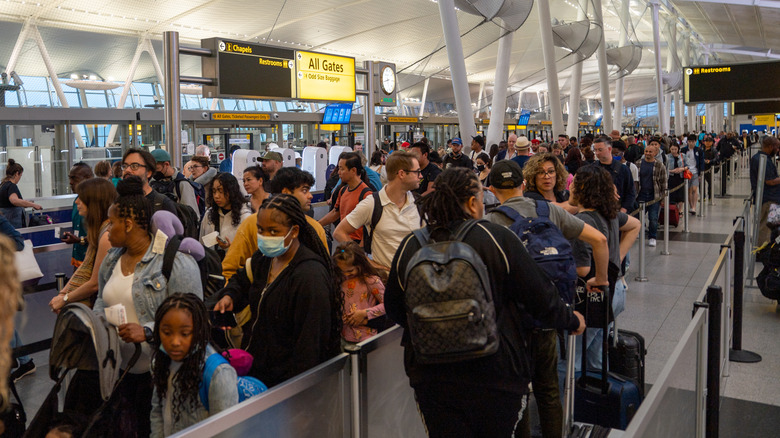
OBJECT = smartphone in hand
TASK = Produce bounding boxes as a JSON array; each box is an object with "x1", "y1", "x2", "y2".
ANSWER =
[{"x1": 209, "y1": 311, "x2": 238, "y2": 328}]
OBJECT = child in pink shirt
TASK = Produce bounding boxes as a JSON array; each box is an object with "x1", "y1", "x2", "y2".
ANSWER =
[{"x1": 333, "y1": 242, "x2": 386, "y2": 344}]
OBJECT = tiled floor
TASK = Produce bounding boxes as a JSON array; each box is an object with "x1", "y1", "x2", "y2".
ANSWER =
[{"x1": 12, "y1": 154, "x2": 780, "y2": 435}]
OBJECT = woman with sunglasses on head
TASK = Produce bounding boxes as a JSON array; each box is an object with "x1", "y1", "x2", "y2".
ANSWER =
[{"x1": 523, "y1": 152, "x2": 578, "y2": 214}]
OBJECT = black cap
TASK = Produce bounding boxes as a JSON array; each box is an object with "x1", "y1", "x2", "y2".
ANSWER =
[
  {"x1": 489, "y1": 160, "x2": 523, "y2": 189},
  {"x1": 472, "y1": 135, "x2": 485, "y2": 147}
]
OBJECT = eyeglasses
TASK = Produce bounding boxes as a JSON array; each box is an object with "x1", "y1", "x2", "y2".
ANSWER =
[
  {"x1": 704, "y1": 138, "x2": 714, "y2": 142},
  {"x1": 121, "y1": 163, "x2": 146, "y2": 171},
  {"x1": 189, "y1": 165, "x2": 203, "y2": 170},
  {"x1": 540, "y1": 169, "x2": 556, "y2": 178},
  {"x1": 403, "y1": 169, "x2": 423, "y2": 175}
]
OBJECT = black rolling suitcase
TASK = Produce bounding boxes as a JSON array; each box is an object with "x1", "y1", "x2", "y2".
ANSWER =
[
  {"x1": 562, "y1": 334, "x2": 612, "y2": 438},
  {"x1": 608, "y1": 325, "x2": 646, "y2": 397},
  {"x1": 572, "y1": 290, "x2": 642, "y2": 430}
]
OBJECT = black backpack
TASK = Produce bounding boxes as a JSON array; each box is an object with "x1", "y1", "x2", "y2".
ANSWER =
[
  {"x1": 401, "y1": 220, "x2": 499, "y2": 364},
  {"x1": 494, "y1": 201, "x2": 577, "y2": 304},
  {"x1": 162, "y1": 234, "x2": 224, "y2": 300},
  {"x1": 151, "y1": 176, "x2": 207, "y2": 220}
]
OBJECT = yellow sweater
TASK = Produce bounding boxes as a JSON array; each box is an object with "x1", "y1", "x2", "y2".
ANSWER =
[{"x1": 222, "y1": 213, "x2": 328, "y2": 281}]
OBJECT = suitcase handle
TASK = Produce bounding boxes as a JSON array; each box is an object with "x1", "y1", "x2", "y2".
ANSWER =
[{"x1": 580, "y1": 285, "x2": 610, "y2": 395}]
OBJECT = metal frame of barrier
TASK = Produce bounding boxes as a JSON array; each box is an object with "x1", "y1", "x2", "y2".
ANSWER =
[{"x1": 171, "y1": 326, "x2": 425, "y2": 438}]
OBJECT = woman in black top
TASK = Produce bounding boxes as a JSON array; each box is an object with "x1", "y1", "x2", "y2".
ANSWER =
[
  {"x1": 213, "y1": 194, "x2": 342, "y2": 387},
  {"x1": 385, "y1": 167, "x2": 585, "y2": 438},
  {"x1": 0, "y1": 159, "x2": 42, "y2": 228}
]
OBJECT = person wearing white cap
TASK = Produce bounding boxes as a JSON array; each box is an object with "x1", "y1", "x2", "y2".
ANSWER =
[{"x1": 510, "y1": 136, "x2": 532, "y2": 169}]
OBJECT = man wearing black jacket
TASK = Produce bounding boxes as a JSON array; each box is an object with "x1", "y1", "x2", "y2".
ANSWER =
[{"x1": 592, "y1": 138, "x2": 636, "y2": 213}]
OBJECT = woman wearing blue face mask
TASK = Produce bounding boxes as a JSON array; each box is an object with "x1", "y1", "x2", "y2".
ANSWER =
[{"x1": 213, "y1": 194, "x2": 342, "y2": 387}]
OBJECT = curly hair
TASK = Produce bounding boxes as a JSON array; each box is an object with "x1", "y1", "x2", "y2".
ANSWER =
[
  {"x1": 418, "y1": 167, "x2": 481, "y2": 227},
  {"x1": 208, "y1": 173, "x2": 245, "y2": 228},
  {"x1": 0, "y1": 236, "x2": 19, "y2": 410},
  {"x1": 571, "y1": 165, "x2": 620, "y2": 220},
  {"x1": 151, "y1": 293, "x2": 211, "y2": 425},
  {"x1": 76, "y1": 178, "x2": 117, "y2": 249},
  {"x1": 523, "y1": 152, "x2": 568, "y2": 193},
  {"x1": 260, "y1": 194, "x2": 343, "y2": 356},
  {"x1": 114, "y1": 176, "x2": 153, "y2": 230}
]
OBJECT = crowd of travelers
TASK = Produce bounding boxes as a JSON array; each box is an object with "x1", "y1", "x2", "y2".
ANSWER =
[{"x1": 0, "y1": 128, "x2": 763, "y2": 437}]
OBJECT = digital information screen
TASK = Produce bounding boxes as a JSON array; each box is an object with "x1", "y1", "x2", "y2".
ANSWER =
[
  {"x1": 684, "y1": 60, "x2": 780, "y2": 104},
  {"x1": 322, "y1": 103, "x2": 354, "y2": 124},
  {"x1": 732, "y1": 100, "x2": 780, "y2": 115},
  {"x1": 517, "y1": 110, "x2": 531, "y2": 125},
  {"x1": 201, "y1": 38, "x2": 356, "y2": 102}
]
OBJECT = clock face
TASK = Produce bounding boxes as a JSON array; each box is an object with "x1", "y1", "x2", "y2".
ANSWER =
[{"x1": 381, "y1": 66, "x2": 395, "y2": 94}]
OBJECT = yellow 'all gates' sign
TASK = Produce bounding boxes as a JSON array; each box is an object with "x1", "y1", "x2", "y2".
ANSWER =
[{"x1": 295, "y1": 51, "x2": 355, "y2": 102}]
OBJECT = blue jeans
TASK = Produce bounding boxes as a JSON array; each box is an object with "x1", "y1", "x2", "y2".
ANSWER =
[
  {"x1": 645, "y1": 202, "x2": 660, "y2": 239},
  {"x1": 0, "y1": 207, "x2": 24, "y2": 229},
  {"x1": 11, "y1": 330, "x2": 31, "y2": 365}
]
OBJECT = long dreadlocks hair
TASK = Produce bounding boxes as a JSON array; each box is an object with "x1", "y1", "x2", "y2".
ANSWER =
[
  {"x1": 417, "y1": 167, "x2": 482, "y2": 227},
  {"x1": 208, "y1": 172, "x2": 246, "y2": 228},
  {"x1": 260, "y1": 194, "x2": 343, "y2": 356},
  {"x1": 151, "y1": 293, "x2": 211, "y2": 423},
  {"x1": 114, "y1": 176, "x2": 153, "y2": 230}
]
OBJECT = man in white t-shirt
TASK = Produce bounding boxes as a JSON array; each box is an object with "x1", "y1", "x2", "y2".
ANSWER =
[{"x1": 333, "y1": 150, "x2": 423, "y2": 271}]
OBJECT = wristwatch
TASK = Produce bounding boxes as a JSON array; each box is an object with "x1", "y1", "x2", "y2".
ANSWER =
[
  {"x1": 144, "y1": 326, "x2": 154, "y2": 343},
  {"x1": 62, "y1": 293, "x2": 69, "y2": 303}
]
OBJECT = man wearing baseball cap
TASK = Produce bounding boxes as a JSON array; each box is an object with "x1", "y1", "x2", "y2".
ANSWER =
[
  {"x1": 511, "y1": 136, "x2": 532, "y2": 169},
  {"x1": 150, "y1": 148, "x2": 201, "y2": 220},
  {"x1": 443, "y1": 137, "x2": 473, "y2": 169},
  {"x1": 484, "y1": 159, "x2": 609, "y2": 438},
  {"x1": 261, "y1": 150, "x2": 284, "y2": 180}
]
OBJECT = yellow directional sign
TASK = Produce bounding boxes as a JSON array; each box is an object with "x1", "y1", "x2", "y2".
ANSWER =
[
  {"x1": 387, "y1": 117, "x2": 419, "y2": 123},
  {"x1": 211, "y1": 113, "x2": 271, "y2": 121},
  {"x1": 296, "y1": 51, "x2": 356, "y2": 102}
]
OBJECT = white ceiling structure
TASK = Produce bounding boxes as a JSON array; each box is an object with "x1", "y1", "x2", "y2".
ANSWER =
[{"x1": 0, "y1": 0, "x2": 777, "y2": 114}]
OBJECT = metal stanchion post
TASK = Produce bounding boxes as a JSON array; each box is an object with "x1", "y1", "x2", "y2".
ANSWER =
[
  {"x1": 720, "y1": 161, "x2": 727, "y2": 197},
  {"x1": 730, "y1": 218, "x2": 762, "y2": 363},
  {"x1": 662, "y1": 192, "x2": 670, "y2": 255},
  {"x1": 635, "y1": 202, "x2": 648, "y2": 282},
  {"x1": 344, "y1": 345, "x2": 364, "y2": 438},
  {"x1": 684, "y1": 178, "x2": 690, "y2": 233},
  {"x1": 705, "y1": 285, "x2": 722, "y2": 438},
  {"x1": 55, "y1": 273, "x2": 66, "y2": 292},
  {"x1": 709, "y1": 169, "x2": 714, "y2": 205}
]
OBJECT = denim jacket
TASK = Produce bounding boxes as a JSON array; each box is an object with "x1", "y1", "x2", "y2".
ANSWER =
[
  {"x1": 95, "y1": 239, "x2": 203, "y2": 330},
  {"x1": 150, "y1": 344, "x2": 238, "y2": 437}
]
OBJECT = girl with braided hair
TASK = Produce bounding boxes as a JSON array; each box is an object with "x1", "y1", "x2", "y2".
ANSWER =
[
  {"x1": 385, "y1": 167, "x2": 586, "y2": 438},
  {"x1": 150, "y1": 293, "x2": 238, "y2": 436},
  {"x1": 214, "y1": 194, "x2": 342, "y2": 387},
  {"x1": 86, "y1": 176, "x2": 203, "y2": 437}
]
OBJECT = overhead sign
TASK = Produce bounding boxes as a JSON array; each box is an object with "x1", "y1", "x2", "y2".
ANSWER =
[
  {"x1": 541, "y1": 121, "x2": 552, "y2": 125},
  {"x1": 211, "y1": 113, "x2": 271, "y2": 121},
  {"x1": 732, "y1": 101, "x2": 780, "y2": 115},
  {"x1": 201, "y1": 38, "x2": 355, "y2": 102},
  {"x1": 295, "y1": 51, "x2": 355, "y2": 102},
  {"x1": 322, "y1": 103, "x2": 354, "y2": 124},
  {"x1": 684, "y1": 60, "x2": 780, "y2": 104},
  {"x1": 482, "y1": 119, "x2": 490, "y2": 124},
  {"x1": 753, "y1": 115, "x2": 775, "y2": 126},
  {"x1": 579, "y1": 122, "x2": 588, "y2": 126},
  {"x1": 517, "y1": 110, "x2": 531, "y2": 125},
  {"x1": 319, "y1": 124, "x2": 342, "y2": 131},
  {"x1": 387, "y1": 117, "x2": 418, "y2": 123}
]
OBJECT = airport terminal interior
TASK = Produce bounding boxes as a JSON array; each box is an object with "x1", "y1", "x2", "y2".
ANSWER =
[{"x1": 1, "y1": 0, "x2": 780, "y2": 437}]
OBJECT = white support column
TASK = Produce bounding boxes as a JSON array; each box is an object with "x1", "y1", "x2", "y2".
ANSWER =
[
  {"x1": 675, "y1": 89, "x2": 684, "y2": 135},
  {"x1": 26, "y1": 23, "x2": 85, "y2": 147},
  {"x1": 614, "y1": 0, "x2": 630, "y2": 132},
  {"x1": 438, "y1": 0, "x2": 476, "y2": 140},
  {"x1": 664, "y1": 92, "x2": 672, "y2": 134},
  {"x1": 537, "y1": 0, "x2": 564, "y2": 136},
  {"x1": 419, "y1": 77, "x2": 430, "y2": 118},
  {"x1": 107, "y1": 36, "x2": 153, "y2": 145},
  {"x1": 594, "y1": 0, "x2": 613, "y2": 131},
  {"x1": 650, "y1": 0, "x2": 666, "y2": 138},
  {"x1": 144, "y1": 37, "x2": 166, "y2": 87},
  {"x1": 475, "y1": 82, "x2": 485, "y2": 119},
  {"x1": 487, "y1": 24, "x2": 513, "y2": 148},
  {"x1": 4, "y1": 19, "x2": 31, "y2": 74},
  {"x1": 567, "y1": 0, "x2": 589, "y2": 138}
]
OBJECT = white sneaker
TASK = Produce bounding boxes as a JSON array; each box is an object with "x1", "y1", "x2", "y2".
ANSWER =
[{"x1": 648, "y1": 238, "x2": 657, "y2": 247}]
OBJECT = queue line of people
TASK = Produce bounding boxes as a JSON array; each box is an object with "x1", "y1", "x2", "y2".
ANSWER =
[{"x1": 0, "y1": 137, "x2": 656, "y2": 438}]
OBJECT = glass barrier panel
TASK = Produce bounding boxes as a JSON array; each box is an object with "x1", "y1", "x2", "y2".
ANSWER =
[
  {"x1": 173, "y1": 356, "x2": 351, "y2": 438},
  {"x1": 364, "y1": 328, "x2": 427, "y2": 438},
  {"x1": 624, "y1": 310, "x2": 706, "y2": 438}
]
